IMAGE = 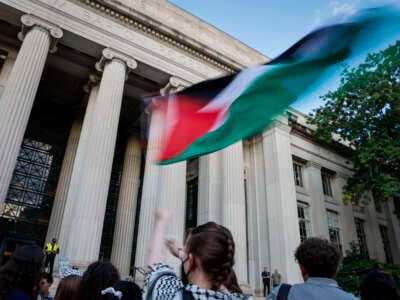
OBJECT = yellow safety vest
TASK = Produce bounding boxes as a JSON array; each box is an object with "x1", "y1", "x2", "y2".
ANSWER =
[{"x1": 46, "y1": 243, "x2": 59, "y2": 253}]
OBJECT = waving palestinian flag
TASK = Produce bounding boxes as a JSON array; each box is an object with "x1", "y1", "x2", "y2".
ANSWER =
[{"x1": 148, "y1": 5, "x2": 400, "y2": 164}]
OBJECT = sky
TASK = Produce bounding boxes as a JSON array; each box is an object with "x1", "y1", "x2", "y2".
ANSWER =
[{"x1": 168, "y1": 0, "x2": 397, "y2": 114}]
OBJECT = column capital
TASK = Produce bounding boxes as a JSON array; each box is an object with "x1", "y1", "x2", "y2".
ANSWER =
[
  {"x1": 83, "y1": 73, "x2": 101, "y2": 93},
  {"x1": 95, "y1": 48, "x2": 137, "y2": 73},
  {"x1": 18, "y1": 15, "x2": 63, "y2": 53},
  {"x1": 160, "y1": 76, "x2": 190, "y2": 95}
]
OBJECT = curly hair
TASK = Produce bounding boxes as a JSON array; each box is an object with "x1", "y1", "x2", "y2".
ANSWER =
[
  {"x1": 186, "y1": 222, "x2": 242, "y2": 293},
  {"x1": 76, "y1": 261, "x2": 120, "y2": 300},
  {"x1": 0, "y1": 245, "x2": 44, "y2": 300},
  {"x1": 294, "y1": 237, "x2": 341, "y2": 278}
]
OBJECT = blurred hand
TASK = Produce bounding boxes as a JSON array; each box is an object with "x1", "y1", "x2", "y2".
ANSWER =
[
  {"x1": 155, "y1": 207, "x2": 170, "y2": 221},
  {"x1": 165, "y1": 238, "x2": 183, "y2": 258}
]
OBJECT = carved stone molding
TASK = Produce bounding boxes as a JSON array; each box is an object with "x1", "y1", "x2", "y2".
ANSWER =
[
  {"x1": 95, "y1": 48, "x2": 137, "y2": 77},
  {"x1": 74, "y1": 0, "x2": 238, "y2": 73},
  {"x1": 17, "y1": 14, "x2": 63, "y2": 53},
  {"x1": 306, "y1": 161, "x2": 322, "y2": 170}
]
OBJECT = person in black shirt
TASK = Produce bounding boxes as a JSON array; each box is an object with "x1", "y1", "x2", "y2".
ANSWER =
[{"x1": 261, "y1": 267, "x2": 271, "y2": 296}]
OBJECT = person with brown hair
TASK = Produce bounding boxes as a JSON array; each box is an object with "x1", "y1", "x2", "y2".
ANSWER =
[
  {"x1": 76, "y1": 261, "x2": 120, "y2": 300},
  {"x1": 142, "y1": 208, "x2": 250, "y2": 300},
  {"x1": 54, "y1": 275, "x2": 81, "y2": 300},
  {"x1": 37, "y1": 273, "x2": 54, "y2": 300},
  {"x1": 268, "y1": 237, "x2": 357, "y2": 300},
  {"x1": 360, "y1": 270, "x2": 400, "y2": 300},
  {"x1": 0, "y1": 245, "x2": 44, "y2": 300}
]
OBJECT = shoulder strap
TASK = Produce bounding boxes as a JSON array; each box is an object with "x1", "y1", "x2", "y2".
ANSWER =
[
  {"x1": 277, "y1": 284, "x2": 292, "y2": 300},
  {"x1": 182, "y1": 289, "x2": 195, "y2": 300}
]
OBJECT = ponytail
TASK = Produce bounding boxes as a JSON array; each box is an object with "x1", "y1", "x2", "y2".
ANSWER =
[{"x1": 186, "y1": 222, "x2": 243, "y2": 293}]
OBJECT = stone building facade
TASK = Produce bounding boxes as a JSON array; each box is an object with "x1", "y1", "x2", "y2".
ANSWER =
[{"x1": 0, "y1": 0, "x2": 399, "y2": 295}]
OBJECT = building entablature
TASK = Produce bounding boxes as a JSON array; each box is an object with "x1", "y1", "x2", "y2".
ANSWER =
[
  {"x1": 0, "y1": 0, "x2": 248, "y2": 85},
  {"x1": 94, "y1": 0, "x2": 268, "y2": 69}
]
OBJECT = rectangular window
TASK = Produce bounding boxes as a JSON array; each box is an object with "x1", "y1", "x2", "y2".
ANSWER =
[
  {"x1": 297, "y1": 202, "x2": 312, "y2": 242},
  {"x1": 321, "y1": 173, "x2": 333, "y2": 196},
  {"x1": 185, "y1": 177, "x2": 198, "y2": 230},
  {"x1": 393, "y1": 196, "x2": 400, "y2": 221},
  {"x1": 379, "y1": 225, "x2": 393, "y2": 264},
  {"x1": 327, "y1": 210, "x2": 341, "y2": 249},
  {"x1": 354, "y1": 218, "x2": 369, "y2": 257},
  {"x1": 374, "y1": 198, "x2": 383, "y2": 213},
  {"x1": 293, "y1": 163, "x2": 303, "y2": 187}
]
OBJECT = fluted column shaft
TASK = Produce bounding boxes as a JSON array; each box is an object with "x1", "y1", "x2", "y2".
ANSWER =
[
  {"x1": 160, "y1": 162, "x2": 187, "y2": 272},
  {"x1": 45, "y1": 118, "x2": 83, "y2": 243},
  {"x1": 198, "y1": 153, "x2": 223, "y2": 224},
  {"x1": 110, "y1": 134, "x2": 142, "y2": 276},
  {"x1": 64, "y1": 52, "x2": 134, "y2": 267},
  {"x1": 58, "y1": 85, "x2": 99, "y2": 249},
  {"x1": 0, "y1": 15, "x2": 62, "y2": 210},
  {"x1": 306, "y1": 162, "x2": 330, "y2": 238},
  {"x1": 135, "y1": 78, "x2": 188, "y2": 278},
  {"x1": 135, "y1": 110, "x2": 164, "y2": 275},
  {"x1": 0, "y1": 52, "x2": 17, "y2": 97},
  {"x1": 244, "y1": 138, "x2": 269, "y2": 293},
  {"x1": 222, "y1": 142, "x2": 248, "y2": 285},
  {"x1": 262, "y1": 124, "x2": 302, "y2": 284}
]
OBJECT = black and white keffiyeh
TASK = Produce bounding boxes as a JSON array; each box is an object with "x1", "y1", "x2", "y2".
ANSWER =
[
  {"x1": 143, "y1": 263, "x2": 252, "y2": 300},
  {"x1": 143, "y1": 263, "x2": 183, "y2": 300},
  {"x1": 185, "y1": 285, "x2": 251, "y2": 300}
]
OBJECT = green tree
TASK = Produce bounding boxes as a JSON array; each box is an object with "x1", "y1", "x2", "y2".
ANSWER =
[
  {"x1": 309, "y1": 41, "x2": 400, "y2": 206},
  {"x1": 336, "y1": 242, "x2": 377, "y2": 294},
  {"x1": 336, "y1": 242, "x2": 400, "y2": 294}
]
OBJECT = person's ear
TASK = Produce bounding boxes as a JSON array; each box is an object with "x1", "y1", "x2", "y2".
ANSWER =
[
  {"x1": 188, "y1": 253, "x2": 196, "y2": 270},
  {"x1": 299, "y1": 265, "x2": 308, "y2": 278}
]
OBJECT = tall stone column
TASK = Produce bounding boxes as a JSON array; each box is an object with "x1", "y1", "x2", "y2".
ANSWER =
[
  {"x1": 160, "y1": 161, "x2": 187, "y2": 272},
  {"x1": 197, "y1": 152, "x2": 223, "y2": 224},
  {"x1": 62, "y1": 49, "x2": 137, "y2": 268},
  {"x1": 110, "y1": 133, "x2": 142, "y2": 276},
  {"x1": 0, "y1": 51, "x2": 17, "y2": 97},
  {"x1": 135, "y1": 76, "x2": 189, "y2": 278},
  {"x1": 262, "y1": 122, "x2": 302, "y2": 284},
  {"x1": 243, "y1": 137, "x2": 269, "y2": 294},
  {"x1": 306, "y1": 162, "x2": 329, "y2": 238},
  {"x1": 58, "y1": 79, "x2": 99, "y2": 251},
  {"x1": 45, "y1": 118, "x2": 82, "y2": 243},
  {"x1": 221, "y1": 142, "x2": 248, "y2": 286},
  {"x1": 134, "y1": 109, "x2": 163, "y2": 276},
  {"x1": 0, "y1": 15, "x2": 62, "y2": 210},
  {"x1": 333, "y1": 174, "x2": 357, "y2": 252}
]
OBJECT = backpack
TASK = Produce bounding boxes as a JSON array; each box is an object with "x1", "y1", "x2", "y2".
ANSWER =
[{"x1": 277, "y1": 284, "x2": 292, "y2": 300}]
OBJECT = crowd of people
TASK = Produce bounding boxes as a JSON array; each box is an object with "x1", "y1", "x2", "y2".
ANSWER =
[{"x1": 0, "y1": 207, "x2": 399, "y2": 300}]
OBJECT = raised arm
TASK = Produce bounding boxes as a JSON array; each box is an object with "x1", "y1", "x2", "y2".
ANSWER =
[{"x1": 146, "y1": 208, "x2": 170, "y2": 268}]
